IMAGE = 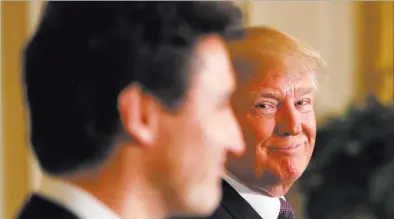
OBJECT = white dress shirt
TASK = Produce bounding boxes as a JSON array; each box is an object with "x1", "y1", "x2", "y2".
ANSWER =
[
  {"x1": 223, "y1": 173, "x2": 282, "y2": 219},
  {"x1": 36, "y1": 175, "x2": 121, "y2": 219}
]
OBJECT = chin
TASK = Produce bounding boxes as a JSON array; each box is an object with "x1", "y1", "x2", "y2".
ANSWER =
[
  {"x1": 257, "y1": 168, "x2": 304, "y2": 197},
  {"x1": 284, "y1": 169, "x2": 304, "y2": 182},
  {"x1": 180, "y1": 183, "x2": 221, "y2": 217},
  {"x1": 278, "y1": 156, "x2": 310, "y2": 181}
]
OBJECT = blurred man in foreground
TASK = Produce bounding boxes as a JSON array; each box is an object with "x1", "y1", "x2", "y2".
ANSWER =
[
  {"x1": 16, "y1": 2, "x2": 245, "y2": 219},
  {"x1": 177, "y1": 26, "x2": 327, "y2": 219}
]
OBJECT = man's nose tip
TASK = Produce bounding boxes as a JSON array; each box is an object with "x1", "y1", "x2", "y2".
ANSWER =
[{"x1": 275, "y1": 123, "x2": 302, "y2": 137}]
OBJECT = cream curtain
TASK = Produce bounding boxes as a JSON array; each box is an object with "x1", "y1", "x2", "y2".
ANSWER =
[
  {"x1": 1, "y1": 2, "x2": 44, "y2": 218},
  {"x1": 1, "y1": 2, "x2": 30, "y2": 219},
  {"x1": 375, "y1": 2, "x2": 393, "y2": 103},
  {"x1": 358, "y1": 2, "x2": 393, "y2": 104}
]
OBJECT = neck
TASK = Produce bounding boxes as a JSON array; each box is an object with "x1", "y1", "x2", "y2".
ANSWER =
[
  {"x1": 227, "y1": 170, "x2": 291, "y2": 197},
  {"x1": 249, "y1": 183, "x2": 289, "y2": 197},
  {"x1": 64, "y1": 146, "x2": 168, "y2": 219},
  {"x1": 122, "y1": 190, "x2": 166, "y2": 219}
]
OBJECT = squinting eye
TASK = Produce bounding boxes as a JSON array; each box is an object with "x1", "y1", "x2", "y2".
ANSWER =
[
  {"x1": 255, "y1": 103, "x2": 275, "y2": 109},
  {"x1": 252, "y1": 103, "x2": 277, "y2": 116},
  {"x1": 296, "y1": 99, "x2": 311, "y2": 106}
]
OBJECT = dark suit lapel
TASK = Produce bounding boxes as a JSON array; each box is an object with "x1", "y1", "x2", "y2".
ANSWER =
[
  {"x1": 16, "y1": 194, "x2": 79, "y2": 219},
  {"x1": 220, "y1": 180, "x2": 263, "y2": 219}
]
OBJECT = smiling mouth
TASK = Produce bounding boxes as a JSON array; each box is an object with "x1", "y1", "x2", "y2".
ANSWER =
[{"x1": 266, "y1": 144, "x2": 302, "y2": 152}]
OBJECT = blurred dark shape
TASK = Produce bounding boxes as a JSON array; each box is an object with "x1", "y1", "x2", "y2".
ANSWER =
[{"x1": 299, "y1": 95, "x2": 394, "y2": 219}]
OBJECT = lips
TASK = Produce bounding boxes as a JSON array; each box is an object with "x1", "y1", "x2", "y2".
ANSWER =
[{"x1": 266, "y1": 143, "x2": 303, "y2": 153}]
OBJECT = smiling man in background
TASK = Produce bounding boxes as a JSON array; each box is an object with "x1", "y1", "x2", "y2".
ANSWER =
[
  {"x1": 16, "y1": 2, "x2": 245, "y2": 219},
  {"x1": 177, "y1": 26, "x2": 327, "y2": 219}
]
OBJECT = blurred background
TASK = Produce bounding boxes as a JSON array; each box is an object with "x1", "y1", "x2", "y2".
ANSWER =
[{"x1": 1, "y1": 1, "x2": 393, "y2": 219}]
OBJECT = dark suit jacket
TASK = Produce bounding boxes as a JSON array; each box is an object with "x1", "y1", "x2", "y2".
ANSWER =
[
  {"x1": 173, "y1": 180, "x2": 263, "y2": 219},
  {"x1": 15, "y1": 194, "x2": 79, "y2": 219}
]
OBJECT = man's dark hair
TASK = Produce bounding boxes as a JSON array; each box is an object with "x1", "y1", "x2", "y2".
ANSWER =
[{"x1": 23, "y1": 2, "x2": 244, "y2": 176}]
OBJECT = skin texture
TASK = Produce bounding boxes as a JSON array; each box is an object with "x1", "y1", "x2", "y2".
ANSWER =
[
  {"x1": 150, "y1": 36, "x2": 245, "y2": 216},
  {"x1": 227, "y1": 26, "x2": 322, "y2": 197},
  {"x1": 117, "y1": 35, "x2": 245, "y2": 218}
]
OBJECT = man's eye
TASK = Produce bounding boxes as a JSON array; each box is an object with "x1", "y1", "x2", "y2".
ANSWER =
[
  {"x1": 252, "y1": 103, "x2": 277, "y2": 116},
  {"x1": 296, "y1": 99, "x2": 311, "y2": 106},
  {"x1": 255, "y1": 103, "x2": 274, "y2": 109}
]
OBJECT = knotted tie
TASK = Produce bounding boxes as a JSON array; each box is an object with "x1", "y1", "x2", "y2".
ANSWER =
[{"x1": 278, "y1": 198, "x2": 296, "y2": 219}]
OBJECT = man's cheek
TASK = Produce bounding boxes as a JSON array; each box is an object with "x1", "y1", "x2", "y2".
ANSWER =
[
  {"x1": 250, "y1": 122, "x2": 270, "y2": 143},
  {"x1": 203, "y1": 119, "x2": 224, "y2": 147}
]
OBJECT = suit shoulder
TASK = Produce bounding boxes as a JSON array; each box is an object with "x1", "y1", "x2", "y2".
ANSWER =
[{"x1": 15, "y1": 194, "x2": 78, "y2": 219}]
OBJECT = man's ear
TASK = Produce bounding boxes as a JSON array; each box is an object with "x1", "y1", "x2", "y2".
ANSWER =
[{"x1": 118, "y1": 84, "x2": 159, "y2": 147}]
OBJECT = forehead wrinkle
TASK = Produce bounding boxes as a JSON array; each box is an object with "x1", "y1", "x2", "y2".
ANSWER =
[{"x1": 249, "y1": 81, "x2": 316, "y2": 101}]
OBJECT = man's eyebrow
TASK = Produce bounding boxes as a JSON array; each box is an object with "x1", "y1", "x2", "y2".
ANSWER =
[
  {"x1": 251, "y1": 87, "x2": 316, "y2": 100},
  {"x1": 255, "y1": 89, "x2": 284, "y2": 100}
]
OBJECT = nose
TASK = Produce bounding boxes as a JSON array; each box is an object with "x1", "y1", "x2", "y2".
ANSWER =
[
  {"x1": 226, "y1": 110, "x2": 245, "y2": 156},
  {"x1": 275, "y1": 104, "x2": 302, "y2": 137}
]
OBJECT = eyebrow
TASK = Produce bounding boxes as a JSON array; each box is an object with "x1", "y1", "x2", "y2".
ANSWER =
[
  {"x1": 258, "y1": 90, "x2": 283, "y2": 100},
  {"x1": 254, "y1": 87, "x2": 316, "y2": 100}
]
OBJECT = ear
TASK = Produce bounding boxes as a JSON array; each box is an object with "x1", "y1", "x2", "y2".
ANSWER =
[{"x1": 118, "y1": 84, "x2": 159, "y2": 147}]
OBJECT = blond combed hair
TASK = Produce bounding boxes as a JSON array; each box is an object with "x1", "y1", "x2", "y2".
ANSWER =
[{"x1": 229, "y1": 26, "x2": 327, "y2": 88}]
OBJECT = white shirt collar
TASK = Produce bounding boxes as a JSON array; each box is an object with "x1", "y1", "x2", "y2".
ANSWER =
[
  {"x1": 223, "y1": 173, "x2": 282, "y2": 219},
  {"x1": 36, "y1": 175, "x2": 121, "y2": 219}
]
